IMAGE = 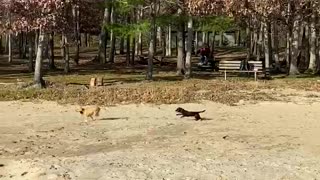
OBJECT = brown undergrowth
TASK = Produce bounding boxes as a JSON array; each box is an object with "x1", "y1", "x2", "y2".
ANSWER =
[
  {"x1": 0, "y1": 79, "x2": 280, "y2": 106},
  {"x1": 2, "y1": 77, "x2": 320, "y2": 105}
]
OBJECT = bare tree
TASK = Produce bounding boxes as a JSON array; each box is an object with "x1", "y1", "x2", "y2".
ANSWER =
[
  {"x1": 146, "y1": 0, "x2": 157, "y2": 80},
  {"x1": 34, "y1": 28, "x2": 46, "y2": 88},
  {"x1": 185, "y1": 16, "x2": 193, "y2": 78}
]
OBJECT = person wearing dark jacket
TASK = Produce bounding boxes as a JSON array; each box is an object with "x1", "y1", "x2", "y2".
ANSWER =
[{"x1": 196, "y1": 43, "x2": 210, "y2": 65}]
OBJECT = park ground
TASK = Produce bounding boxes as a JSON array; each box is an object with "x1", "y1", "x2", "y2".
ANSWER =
[{"x1": 1, "y1": 47, "x2": 320, "y2": 179}]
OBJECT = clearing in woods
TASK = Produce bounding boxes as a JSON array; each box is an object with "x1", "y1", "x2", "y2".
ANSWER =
[
  {"x1": 1, "y1": 48, "x2": 320, "y2": 179},
  {"x1": 1, "y1": 99, "x2": 320, "y2": 179}
]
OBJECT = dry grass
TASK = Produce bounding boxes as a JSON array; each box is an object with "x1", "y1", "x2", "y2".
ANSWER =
[
  {"x1": 2, "y1": 45, "x2": 320, "y2": 106},
  {"x1": 2, "y1": 66, "x2": 320, "y2": 106},
  {"x1": 1, "y1": 76, "x2": 316, "y2": 106}
]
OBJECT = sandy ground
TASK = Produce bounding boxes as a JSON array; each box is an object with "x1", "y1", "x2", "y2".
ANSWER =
[{"x1": 1, "y1": 99, "x2": 320, "y2": 180}]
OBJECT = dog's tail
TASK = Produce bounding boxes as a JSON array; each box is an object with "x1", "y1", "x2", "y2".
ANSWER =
[
  {"x1": 94, "y1": 107, "x2": 101, "y2": 116},
  {"x1": 198, "y1": 110, "x2": 206, "y2": 113}
]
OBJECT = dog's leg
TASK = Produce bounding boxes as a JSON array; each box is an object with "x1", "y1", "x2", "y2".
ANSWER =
[{"x1": 195, "y1": 114, "x2": 201, "y2": 121}]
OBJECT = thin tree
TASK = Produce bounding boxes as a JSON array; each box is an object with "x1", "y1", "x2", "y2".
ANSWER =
[
  {"x1": 147, "y1": 0, "x2": 157, "y2": 80},
  {"x1": 185, "y1": 16, "x2": 193, "y2": 78},
  {"x1": 34, "y1": 27, "x2": 46, "y2": 88}
]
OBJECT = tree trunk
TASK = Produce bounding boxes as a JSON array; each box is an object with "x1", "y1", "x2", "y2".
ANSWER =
[
  {"x1": 60, "y1": 34, "x2": 64, "y2": 57},
  {"x1": 157, "y1": 27, "x2": 162, "y2": 47},
  {"x1": 285, "y1": 30, "x2": 290, "y2": 72},
  {"x1": 61, "y1": 34, "x2": 65, "y2": 59},
  {"x1": 202, "y1": 31, "x2": 206, "y2": 45},
  {"x1": 22, "y1": 32, "x2": 27, "y2": 59},
  {"x1": 8, "y1": 33, "x2": 12, "y2": 63},
  {"x1": 135, "y1": 32, "x2": 142, "y2": 55},
  {"x1": 109, "y1": 32, "x2": 116, "y2": 63},
  {"x1": 28, "y1": 32, "x2": 34, "y2": 72},
  {"x1": 271, "y1": 22, "x2": 280, "y2": 71},
  {"x1": 48, "y1": 32, "x2": 56, "y2": 70},
  {"x1": 18, "y1": 32, "x2": 23, "y2": 59},
  {"x1": 126, "y1": 36, "x2": 130, "y2": 66},
  {"x1": 257, "y1": 24, "x2": 264, "y2": 61},
  {"x1": 34, "y1": 29, "x2": 46, "y2": 88},
  {"x1": 79, "y1": 33, "x2": 83, "y2": 47},
  {"x1": 0, "y1": 35, "x2": 3, "y2": 54},
  {"x1": 98, "y1": 6, "x2": 111, "y2": 64},
  {"x1": 35, "y1": 30, "x2": 39, "y2": 56},
  {"x1": 219, "y1": 31, "x2": 223, "y2": 46},
  {"x1": 245, "y1": 23, "x2": 251, "y2": 64},
  {"x1": 177, "y1": 22, "x2": 185, "y2": 75},
  {"x1": 304, "y1": 22, "x2": 310, "y2": 67},
  {"x1": 4, "y1": 35, "x2": 6, "y2": 53},
  {"x1": 44, "y1": 37, "x2": 49, "y2": 60},
  {"x1": 5, "y1": 34, "x2": 9, "y2": 53},
  {"x1": 234, "y1": 31, "x2": 238, "y2": 45},
  {"x1": 131, "y1": 37, "x2": 136, "y2": 65},
  {"x1": 289, "y1": 15, "x2": 301, "y2": 75},
  {"x1": 109, "y1": 5, "x2": 116, "y2": 63},
  {"x1": 120, "y1": 37, "x2": 125, "y2": 54},
  {"x1": 308, "y1": 12, "x2": 317, "y2": 73},
  {"x1": 250, "y1": 31, "x2": 255, "y2": 54},
  {"x1": 166, "y1": 26, "x2": 172, "y2": 56},
  {"x1": 185, "y1": 17, "x2": 193, "y2": 79},
  {"x1": 162, "y1": 31, "x2": 166, "y2": 58},
  {"x1": 73, "y1": 4, "x2": 80, "y2": 65},
  {"x1": 62, "y1": 34, "x2": 70, "y2": 73},
  {"x1": 194, "y1": 31, "x2": 198, "y2": 53},
  {"x1": 136, "y1": 8, "x2": 143, "y2": 56},
  {"x1": 263, "y1": 22, "x2": 271, "y2": 78},
  {"x1": 86, "y1": 34, "x2": 90, "y2": 47},
  {"x1": 84, "y1": 33, "x2": 88, "y2": 47},
  {"x1": 317, "y1": 27, "x2": 320, "y2": 73},
  {"x1": 253, "y1": 30, "x2": 258, "y2": 55},
  {"x1": 138, "y1": 33, "x2": 142, "y2": 55},
  {"x1": 237, "y1": 30, "x2": 241, "y2": 46},
  {"x1": 146, "y1": 2, "x2": 156, "y2": 80},
  {"x1": 211, "y1": 31, "x2": 215, "y2": 58}
]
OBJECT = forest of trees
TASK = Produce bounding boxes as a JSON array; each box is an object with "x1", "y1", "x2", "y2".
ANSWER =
[{"x1": 0, "y1": 0, "x2": 320, "y2": 88}]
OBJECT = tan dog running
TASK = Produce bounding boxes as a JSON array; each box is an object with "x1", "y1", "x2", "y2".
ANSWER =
[{"x1": 76, "y1": 106, "x2": 101, "y2": 122}]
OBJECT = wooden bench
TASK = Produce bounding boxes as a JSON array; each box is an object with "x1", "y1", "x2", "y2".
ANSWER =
[
  {"x1": 219, "y1": 60, "x2": 264, "y2": 81},
  {"x1": 248, "y1": 61, "x2": 263, "y2": 80}
]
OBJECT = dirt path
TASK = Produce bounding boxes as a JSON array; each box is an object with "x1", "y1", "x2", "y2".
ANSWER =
[{"x1": 1, "y1": 100, "x2": 320, "y2": 180}]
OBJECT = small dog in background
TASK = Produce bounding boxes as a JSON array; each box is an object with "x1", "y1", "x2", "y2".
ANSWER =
[{"x1": 76, "y1": 106, "x2": 101, "y2": 122}]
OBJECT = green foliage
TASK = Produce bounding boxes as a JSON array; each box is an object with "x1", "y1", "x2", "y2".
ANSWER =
[
  {"x1": 112, "y1": 0, "x2": 145, "y2": 14},
  {"x1": 156, "y1": 14, "x2": 189, "y2": 27},
  {"x1": 195, "y1": 16, "x2": 235, "y2": 32},
  {"x1": 105, "y1": 20, "x2": 150, "y2": 37},
  {"x1": 102, "y1": 0, "x2": 149, "y2": 37}
]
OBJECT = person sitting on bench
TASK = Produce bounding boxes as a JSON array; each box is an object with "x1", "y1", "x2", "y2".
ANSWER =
[{"x1": 197, "y1": 43, "x2": 211, "y2": 65}]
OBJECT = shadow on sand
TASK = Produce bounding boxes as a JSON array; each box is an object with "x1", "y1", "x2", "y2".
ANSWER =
[{"x1": 99, "y1": 117, "x2": 129, "y2": 121}]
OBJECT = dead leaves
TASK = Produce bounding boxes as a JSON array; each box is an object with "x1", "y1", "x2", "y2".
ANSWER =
[{"x1": 0, "y1": 79, "x2": 285, "y2": 106}]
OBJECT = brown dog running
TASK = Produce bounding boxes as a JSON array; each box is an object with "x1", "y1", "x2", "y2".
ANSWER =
[
  {"x1": 175, "y1": 107, "x2": 205, "y2": 121},
  {"x1": 76, "y1": 106, "x2": 101, "y2": 122}
]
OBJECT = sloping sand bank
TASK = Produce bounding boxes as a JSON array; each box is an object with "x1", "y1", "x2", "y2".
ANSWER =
[{"x1": 1, "y1": 100, "x2": 320, "y2": 179}]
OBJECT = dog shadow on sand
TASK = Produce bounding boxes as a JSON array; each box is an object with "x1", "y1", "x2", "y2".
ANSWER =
[
  {"x1": 200, "y1": 118, "x2": 213, "y2": 121},
  {"x1": 99, "y1": 117, "x2": 129, "y2": 121}
]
